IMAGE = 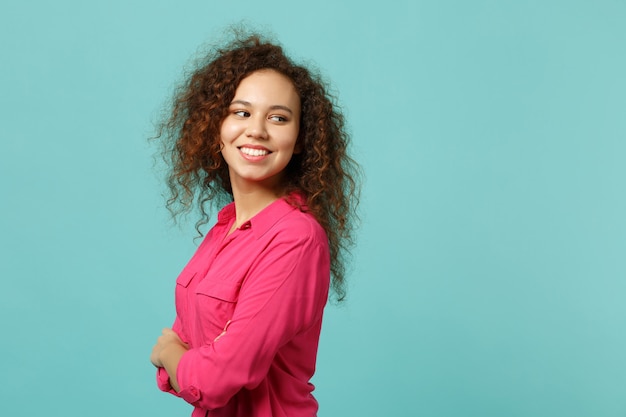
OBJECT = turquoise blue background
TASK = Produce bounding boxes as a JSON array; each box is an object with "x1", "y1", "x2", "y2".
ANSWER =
[{"x1": 1, "y1": 1, "x2": 625, "y2": 416}]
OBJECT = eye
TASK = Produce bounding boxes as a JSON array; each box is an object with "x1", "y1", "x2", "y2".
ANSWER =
[
  {"x1": 269, "y1": 115, "x2": 288, "y2": 122},
  {"x1": 233, "y1": 110, "x2": 250, "y2": 117}
]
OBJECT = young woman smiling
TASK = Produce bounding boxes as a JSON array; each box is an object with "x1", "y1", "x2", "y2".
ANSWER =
[{"x1": 150, "y1": 31, "x2": 360, "y2": 417}]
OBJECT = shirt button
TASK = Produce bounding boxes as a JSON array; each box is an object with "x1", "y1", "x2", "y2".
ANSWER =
[
  {"x1": 181, "y1": 385, "x2": 201, "y2": 402},
  {"x1": 241, "y1": 222, "x2": 251, "y2": 230}
]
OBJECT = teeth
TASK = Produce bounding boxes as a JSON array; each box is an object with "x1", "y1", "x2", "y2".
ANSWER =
[{"x1": 240, "y1": 147, "x2": 269, "y2": 157}]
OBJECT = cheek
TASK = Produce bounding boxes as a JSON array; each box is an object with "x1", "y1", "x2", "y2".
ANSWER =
[
  {"x1": 283, "y1": 125, "x2": 300, "y2": 146},
  {"x1": 220, "y1": 120, "x2": 240, "y2": 141},
  {"x1": 291, "y1": 128, "x2": 301, "y2": 153}
]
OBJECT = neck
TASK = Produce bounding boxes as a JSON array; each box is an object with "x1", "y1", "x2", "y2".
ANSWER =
[{"x1": 230, "y1": 179, "x2": 285, "y2": 230}]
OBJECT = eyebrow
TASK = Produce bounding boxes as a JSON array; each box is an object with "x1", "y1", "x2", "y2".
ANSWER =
[{"x1": 229, "y1": 100, "x2": 294, "y2": 115}]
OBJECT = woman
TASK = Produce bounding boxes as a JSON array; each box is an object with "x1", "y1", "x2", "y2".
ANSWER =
[{"x1": 150, "y1": 31, "x2": 360, "y2": 417}]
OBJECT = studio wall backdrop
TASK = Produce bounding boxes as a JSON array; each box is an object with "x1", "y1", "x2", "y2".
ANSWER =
[{"x1": 1, "y1": 1, "x2": 625, "y2": 416}]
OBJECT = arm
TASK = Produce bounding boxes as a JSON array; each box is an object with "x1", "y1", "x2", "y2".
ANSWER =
[
  {"x1": 174, "y1": 228, "x2": 330, "y2": 409},
  {"x1": 150, "y1": 328, "x2": 188, "y2": 392}
]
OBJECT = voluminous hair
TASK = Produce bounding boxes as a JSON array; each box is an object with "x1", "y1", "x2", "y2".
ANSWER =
[{"x1": 154, "y1": 30, "x2": 360, "y2": 301}]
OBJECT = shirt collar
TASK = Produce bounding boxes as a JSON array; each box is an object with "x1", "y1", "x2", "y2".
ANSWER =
[
  {"x1": 216, "y1": 192, "x2": 307, "y2": 239},
  {"x1": 217, "y1": 202, "x2": 236, "y2": 224}
]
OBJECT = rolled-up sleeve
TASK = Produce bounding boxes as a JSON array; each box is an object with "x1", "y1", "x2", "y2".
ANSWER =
[{"x1": 155, "y1": 316, "x2": 187, "y2": 395}]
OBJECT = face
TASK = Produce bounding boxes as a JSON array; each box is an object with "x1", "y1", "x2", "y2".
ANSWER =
[{"x1": 219, "y1": 69, "x2": 301, "y2": 195}]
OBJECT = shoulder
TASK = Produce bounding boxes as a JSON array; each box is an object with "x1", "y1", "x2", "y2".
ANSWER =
[
  {"x1": 252, "y1": 194, "x2": 328, "y2": 247},
  {"x1": 274, "y1": 205, "x2": 328, "y2": 246}
]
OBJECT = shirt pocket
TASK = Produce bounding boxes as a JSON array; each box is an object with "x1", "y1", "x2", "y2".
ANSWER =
[
  {"x1": 194, "y1": 277, "x2": 241, "y2": 342},
  {"x1": 174, "y1": 272, "x2": 196, "y2": 320}
]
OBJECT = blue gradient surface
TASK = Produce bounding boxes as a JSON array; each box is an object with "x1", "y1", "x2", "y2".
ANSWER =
[{"x1": 1, "y1": 1, "x2": 625, "y2": 416}]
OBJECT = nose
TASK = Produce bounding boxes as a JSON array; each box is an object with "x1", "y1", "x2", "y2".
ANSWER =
[{"x1": 245, "y1": 115, "x2": 268, "y2": 140}]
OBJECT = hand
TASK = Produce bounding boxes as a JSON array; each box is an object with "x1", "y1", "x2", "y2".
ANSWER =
[{"x1": 150, "y1": 328, "x2": 189, "y2": 368}]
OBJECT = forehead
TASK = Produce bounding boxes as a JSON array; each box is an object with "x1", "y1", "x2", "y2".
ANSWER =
[{"x1": 233, "y1": 70, "x2": 301, "y2": 110}]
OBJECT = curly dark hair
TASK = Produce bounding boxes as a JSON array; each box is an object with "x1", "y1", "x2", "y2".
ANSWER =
[{"x1": 154, "y1": 30, "x2": 360, "y2": 301}]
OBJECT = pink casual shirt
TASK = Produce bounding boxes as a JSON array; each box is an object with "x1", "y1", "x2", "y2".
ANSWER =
[{"x1": 156, "y1": 195, "x2": 330, "y2": 417}]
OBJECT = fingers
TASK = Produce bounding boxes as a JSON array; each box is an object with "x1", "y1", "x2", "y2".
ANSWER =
[
  {"x1": 150, "y1": 328, "x2": 173, "y2": 367},
  {"x1": 151, "y1": 328, "x2": 188, "y2": 367},
  {"x1": 150, "y1": 343, "x2": 163, "y2": 367},
  {"x1": 157, "y1": 328, "x2": 185, "y2": 347}
]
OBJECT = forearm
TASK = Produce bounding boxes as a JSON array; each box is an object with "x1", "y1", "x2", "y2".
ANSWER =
[{"x1": 160, "y1": 343, "x2": 188, "y2": 392}]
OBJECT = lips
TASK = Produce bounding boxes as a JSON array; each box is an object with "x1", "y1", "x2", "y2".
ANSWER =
[{"x1": 239, "y1": 146, "x2": 271, "y2": 157}]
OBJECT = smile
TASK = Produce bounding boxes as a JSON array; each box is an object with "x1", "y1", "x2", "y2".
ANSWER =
[{"x1": 239, "y1": 147, "x2": 271, "y2": 157}]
